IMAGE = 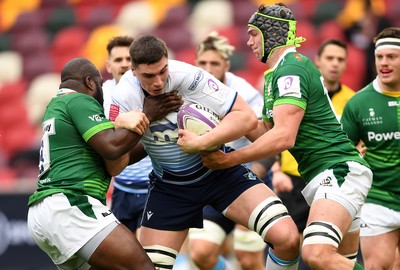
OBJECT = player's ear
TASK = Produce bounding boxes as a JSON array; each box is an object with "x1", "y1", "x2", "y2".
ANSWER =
[
  {"x1": 84, "y1": 76, "x2": 95, "y2": 93},
  {"x1": 226, "y1": 60, "x2": 231, "y2": 72},
  {"x1": 105, "y1": 59, "x2": 112, "y2": 73}
]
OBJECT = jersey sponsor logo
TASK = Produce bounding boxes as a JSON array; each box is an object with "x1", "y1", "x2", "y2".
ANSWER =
[
  {"x1": 362, "y1": 108, "x2": 383, "y2": 126},
  {"x1": 368, "y1": 131, "x2": 400, "y2": 141},
  {"x1": 89, "y1": 114, "x2": 103, "y2": 122},
  {"x1": 188, "y1": 70, "x2": 204, "y2": 91},
  {"x1": 267, "y1": 82, "x2": 272, "y2": 96},
  {"x1": 320, "y1": 176, "x2": 333, "y2": 186},
  {"x1": 360, "y1": 222, "x2": 368, "y2": 228},
  {"x1": 38, "y1": 177, "x2": 51, "y2": 184},
  {"x1": 277, "y1": 76, "x2": 301, "y2": 98},
  {"x1": 266, "y1": 109, "x2": 273, "y2": 119},
  {"x1": 109, "y1": 104, "x2": 120, "y2": 122},
  {"x1": 146, "y1": 211, "x2": 154, "y2": 220},
  {"x1": 149, "y1": 121, "x2": 178, "y2": 143},
  {"x1": 369, "y1": 108, "x2": 375, "y2": 117},
  {"x1": 388, "y1": 100, "x2": 400, "y2": 107},
  {"x1": 101, "y1": 210, "x2": 112, "y2": 217}
]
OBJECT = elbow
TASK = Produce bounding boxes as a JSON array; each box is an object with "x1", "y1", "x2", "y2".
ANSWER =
[
  {"x1": 280, "y1": 135, "x2": 296, "y2": 151},
  {"x1": 274, "y1": 128, "x2": 296, "y2": 152},
  {"x1": 282, "y1": 140, "x2": 295, "y2": 150},
  {"x1": 246, "y1": 113, "x2": 259, "y2": 132}
]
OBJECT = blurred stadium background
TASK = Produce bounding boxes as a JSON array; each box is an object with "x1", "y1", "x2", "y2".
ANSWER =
[{"x1": 0, "y1": 0, "x2": 398, "y2": 268}]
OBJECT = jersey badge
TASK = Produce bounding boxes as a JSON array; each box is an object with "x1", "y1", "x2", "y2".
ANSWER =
[
  {"x1": 109, "y1": 104, "x2": 120, "y2": 122},
  {"x1": 146, "y1": 211, "x2": 154, "y2": 220},
  {"x1": 320, "y1": 176, "x2": 333, "y2": 187},
  {"x1": 277, "y1": 75, "x2": 301, "y2": 98},
  {"x1": 244, "y1": 171, "x2": 257, "y2": 181},
  {"x1": 293, "y1": 53, "x2": 303, "y2": 61}
]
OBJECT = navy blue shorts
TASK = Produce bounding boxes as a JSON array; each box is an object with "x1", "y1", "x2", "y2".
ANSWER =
[
  {"x1": 203, "y1": 205, "x2": 235, "y2": 234},
  {"x1": 142, "y1": 165, "x2": 264, "y2": 231},
  {"x1": 111, "y1": 187, "x2": 148, "y2": 232}
]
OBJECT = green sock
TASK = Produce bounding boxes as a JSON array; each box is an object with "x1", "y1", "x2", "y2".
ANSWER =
[{"x1": 353, "y1": 262, "x2": 364, "y2": 270}]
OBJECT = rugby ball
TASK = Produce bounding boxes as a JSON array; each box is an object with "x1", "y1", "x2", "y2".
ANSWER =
[{"x1": 177, "y1": 103, "x2": 220, "y2": 151}]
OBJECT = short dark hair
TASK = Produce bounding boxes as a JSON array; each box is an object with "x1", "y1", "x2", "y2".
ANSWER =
[
  {"x1": 106, "y1": 36, "x2": 134, "y2": 55},
  {"x1": 129, "y1": 34, "x2": 168, "y2": 67},
  {"x1": 317, "y1": 39, "x2": 347, "y2": 56},
  {"x1": 374, "y1": 27, "x2": 400, "y2": 43}
]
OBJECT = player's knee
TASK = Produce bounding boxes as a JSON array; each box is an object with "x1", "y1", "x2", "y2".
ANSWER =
[
  {"x1": 249, "y1": 197, "x2": 299, "y2": 253},
  {"x1": 302, "y1": 221, "x2": 342, "y2": 267},
  {"x1": 189, "y1": 221, "x2": 226, "y2": 268},
  {"x1": 143, "y1": 245, "x2": 178, "y2": 270},
  {"x1": 235, "y1": 250, "x2": 264, "y2": 270},
  {"x1": 190, "y1": 244, "x2": 219, "y2": 268}
]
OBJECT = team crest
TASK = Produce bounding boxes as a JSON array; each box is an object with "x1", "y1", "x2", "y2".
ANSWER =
[
  {"x1": 244, "y1": 171, "x2": 257, "y2": 181},
  {"x1": 320, "y1": 176, "x2": 332, "y2": 186}
]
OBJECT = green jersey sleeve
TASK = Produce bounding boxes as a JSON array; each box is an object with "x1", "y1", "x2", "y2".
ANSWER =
[{"x1": 67, "y1": 94, "x2": 115, "y2": 141}]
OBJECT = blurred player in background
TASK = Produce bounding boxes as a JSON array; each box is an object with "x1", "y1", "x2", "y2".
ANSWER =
[{"x1": 341, "y1": 26, "x2": 400, "y2": 270}]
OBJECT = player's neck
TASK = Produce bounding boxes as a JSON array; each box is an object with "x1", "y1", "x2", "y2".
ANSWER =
[
  {"x1": 266, "y1": 46, "x2": 293, "y2": 68},
  {"x1": 325, "y1": 81, "x2": 341, "y2": 93},
  {"x1": 378, "y1": 79, "x2": 400, "y2": 94}
]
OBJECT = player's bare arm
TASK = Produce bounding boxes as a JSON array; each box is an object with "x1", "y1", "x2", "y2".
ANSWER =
[
  {"x1": 104, "y1": 153, "x2": 130, "y2": 176},
  {"x1": 245, "y1": 119, "x2": 271, "y2": 142},
  {"x1": 201, "y1": 103, "x2": 304, "y2": 170},
  {"x1": 87, "y1": 122, "x2": 145, "y2": 161}
]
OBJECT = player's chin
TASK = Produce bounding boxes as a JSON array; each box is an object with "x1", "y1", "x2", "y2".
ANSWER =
[{"x1": 150, "y1": 90, "x2": 164, "y2": 96}]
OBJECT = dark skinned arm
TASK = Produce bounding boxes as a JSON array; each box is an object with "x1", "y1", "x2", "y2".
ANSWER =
[
  {"x1": 87, "y1": 111, "x2": 148, "y2": 176},
  {"x1": 143, "y1": 90, "x2": 183, "y2": 122}
]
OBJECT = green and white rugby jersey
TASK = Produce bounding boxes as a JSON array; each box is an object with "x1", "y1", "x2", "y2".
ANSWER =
[
  {"x1": 262, "y1": 48, "x2": 368, "y2": 183},
  {"x1": 341, "y1": 79, "x2": 400, "y2": 211},
  {"x1": 28, "y1": 89, "x2": 114, "y2": 207}
]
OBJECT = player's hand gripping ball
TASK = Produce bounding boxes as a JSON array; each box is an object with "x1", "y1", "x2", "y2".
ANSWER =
[{"x1": 177, "y1": 103, "x2": 220, "y2": 151}]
